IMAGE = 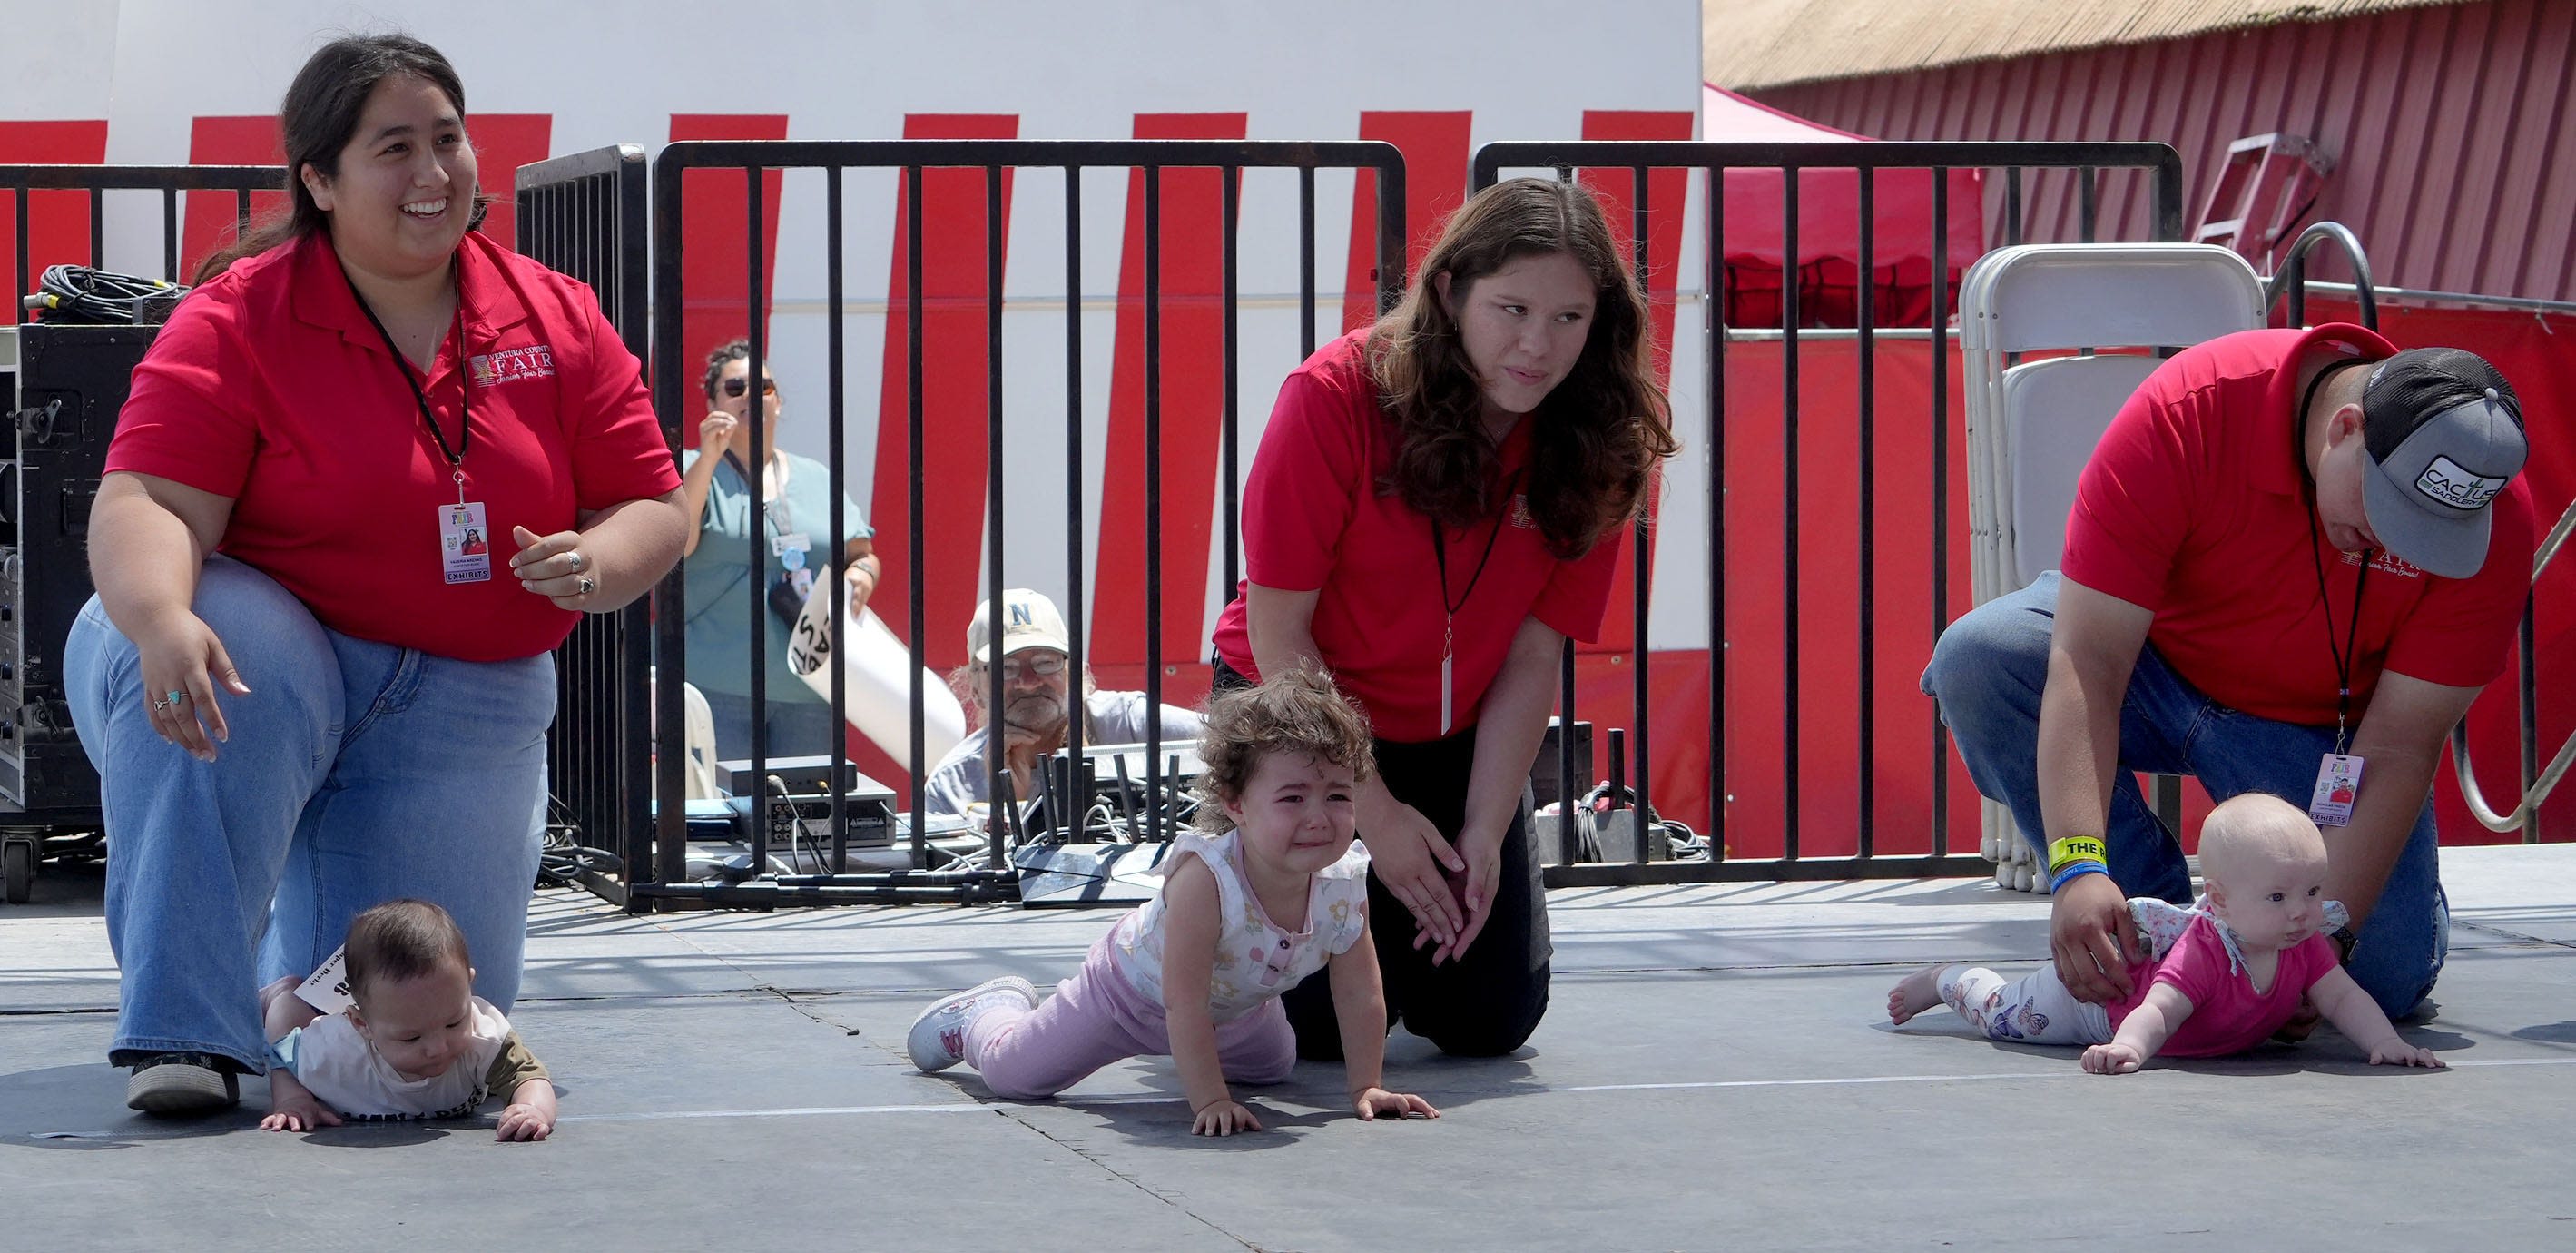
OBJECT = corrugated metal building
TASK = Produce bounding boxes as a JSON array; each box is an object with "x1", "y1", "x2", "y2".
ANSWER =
[
  {"x1": 1703, "y1": 0, "x2": 2576, "y2": 842},
  {"x1": 1713, "y1": 0, "x2": 2575, "y2": 301}
]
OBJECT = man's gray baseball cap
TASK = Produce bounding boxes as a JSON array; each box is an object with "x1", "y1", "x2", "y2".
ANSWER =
[{"x1": 2359, "y1": 347, "x2": 2528, "y2": 579}]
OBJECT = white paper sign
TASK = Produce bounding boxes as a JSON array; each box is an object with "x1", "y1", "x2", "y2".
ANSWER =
[{"x1": 292, "y1": 944, "x2": 355, "y2": 1015}]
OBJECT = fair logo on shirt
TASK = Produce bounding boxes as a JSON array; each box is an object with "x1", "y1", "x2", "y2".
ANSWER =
[
  {"x1": 2344, "y1": 549, "x2": 2424, "y2": 579},
  {"x1": 469, "y1": 345, "x2": 556, "y2": 388}
]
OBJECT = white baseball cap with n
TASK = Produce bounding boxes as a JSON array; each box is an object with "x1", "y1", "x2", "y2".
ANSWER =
[
  {"x1": 2358, "y1": 347, "x2": 2529, "y2": 579},
  {"x1": 967, "y1": 587, "x2": 1072, "y2": 663}
]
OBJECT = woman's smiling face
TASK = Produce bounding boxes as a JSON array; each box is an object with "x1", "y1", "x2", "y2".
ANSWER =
[{"x1": 302, "y1": 72, "x2": 477, "y2": 283}]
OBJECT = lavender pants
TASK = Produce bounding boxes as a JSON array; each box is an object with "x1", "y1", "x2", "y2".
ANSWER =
[{"x1": 965, "y1": 934, "x2": 1298, "y2": 1100}]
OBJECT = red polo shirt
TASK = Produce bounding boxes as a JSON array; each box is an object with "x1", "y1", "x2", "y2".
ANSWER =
[
  {"x1": 2060, "y1": 324, "x2": 2534, "y2": 725},
  {"x1": 1210, "y1": 331, "x2": 1625, "y2": 743},
  {"x1": 106, "y1": 232, "x2": 680, "y2": 661}
]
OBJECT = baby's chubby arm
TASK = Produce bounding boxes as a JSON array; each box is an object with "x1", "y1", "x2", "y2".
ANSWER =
[
  {"x1": 1328, "y1": 909, "x2": 1438, "y2": 1123},
  {"x1": 1158, "y1": 856, "x2": 1257, "y2": 1136},
  {"x1": 2083, "y1": 982, "x2": 2195, "y2": 1075},
  {"x1": 487, "y1": 1031, "x2": 559, "y2": 1141},
  {"x1": 257, "y1": 977, "x2": 341, "y2": 1132},
  {"x1": 495, "y1": 1077, "x2": 557, "y2": 1141},
  {"x1": 2308, "y1": 967, "x2": 2444, "y2": 1070}
]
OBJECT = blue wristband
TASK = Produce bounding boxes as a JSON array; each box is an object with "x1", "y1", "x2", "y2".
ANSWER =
[{"x1": 2047, "y1": 861, "x2": 2109, "y2": 893}]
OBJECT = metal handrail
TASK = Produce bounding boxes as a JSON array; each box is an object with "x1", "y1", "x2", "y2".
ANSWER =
[
  {"x1": 2451, "y1": 497, "x2": 2576, "y2": 835},
  {"x1": 2266, "y1": 221, "x2": 2376, "y2": 329}
]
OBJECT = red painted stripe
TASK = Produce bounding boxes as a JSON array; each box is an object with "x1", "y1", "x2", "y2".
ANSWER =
[
  {"x1": 670, "y1": 113, "x2": 788, "y2": 450},
  {"x1": 467, "y1": 114, "x2": 553, "y2": 252},
  {"x1": 866, "y1": 114, "x2": 1019, "y2": 676},
  {"x1": 182, "y1": 116, "x2": 285, "y2": 281},
  {"x1": 1340, "y1": 111, "x2": 1472, "y2": 332},
  {"x1": 0, "y1": 120, "x2": 109, "y2": 302},
  {"x1": 1574, "y1": 110, "x2": 1694, "y2": 656},
  {"x1": 1090, "y1": 113, "x2": 1247, "y2": 668}
]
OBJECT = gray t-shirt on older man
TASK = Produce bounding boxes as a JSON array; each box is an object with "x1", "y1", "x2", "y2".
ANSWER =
[{"x1": 921, "y1": 690, "x2": 1204, "y2": 820}]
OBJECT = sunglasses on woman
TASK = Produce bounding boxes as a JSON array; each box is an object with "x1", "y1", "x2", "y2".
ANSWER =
[{"x1": 722, "y1": 376, "x2": 779, "y2": 399}]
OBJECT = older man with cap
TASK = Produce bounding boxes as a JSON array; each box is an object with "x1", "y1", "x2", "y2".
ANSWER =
[
  {"x1": 1922, "y1": 323, "x2": 2534, "y2": 1019},
  {"x1": 920, "y1": 588, "x2": 1202, "y2": 824}
]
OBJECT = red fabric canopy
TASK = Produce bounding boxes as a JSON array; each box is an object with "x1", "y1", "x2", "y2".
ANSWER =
[{"x1": 1704, "y1": 84, "x2": 1987, "y2": 328}]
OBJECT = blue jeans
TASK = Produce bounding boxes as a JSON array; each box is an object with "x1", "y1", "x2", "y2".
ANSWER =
[
  {"x1": 1920, "y1": 573, "x2": 2447, "y2": 1019},
  {"x1": 64, "y1": 557, "x2": 556, "y2": 1073}
]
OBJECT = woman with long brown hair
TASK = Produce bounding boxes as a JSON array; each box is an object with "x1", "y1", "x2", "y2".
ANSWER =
[{"x1": 1208, "y1": 176, "x2": 1676, "y2": 1058}]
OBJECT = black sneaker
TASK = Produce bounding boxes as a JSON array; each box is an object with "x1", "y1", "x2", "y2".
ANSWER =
[{"x1": 124, "y1": 1051, "x2": 241, "y2": 1115}]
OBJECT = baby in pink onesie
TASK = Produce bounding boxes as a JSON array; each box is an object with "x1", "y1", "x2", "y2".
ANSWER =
[{"x1": 1888, "y1": 794, "x2": 2445, "y2": 1074}]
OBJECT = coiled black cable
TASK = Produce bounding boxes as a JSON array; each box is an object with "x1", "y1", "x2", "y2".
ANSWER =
[{"x1": 20, "y1": 264, "x2": 188, "y2": 324}]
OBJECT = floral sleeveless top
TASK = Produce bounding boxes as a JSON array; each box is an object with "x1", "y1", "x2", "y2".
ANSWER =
[{"x1": 1107, "y1": 829, "x2": 1371, "y2": 1022}]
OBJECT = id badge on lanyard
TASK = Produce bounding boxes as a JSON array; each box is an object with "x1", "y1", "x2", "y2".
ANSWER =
[
  {"x1": 2310, "y1": 753, "x2": 2365, "y2": 827},
  {"x1": 439, "y1": 499, "x2": 492, "y2": 584}
]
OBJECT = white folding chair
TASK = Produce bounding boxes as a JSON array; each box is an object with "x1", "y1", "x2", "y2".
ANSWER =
[{"x1": 1957, "y1": 244, "x2": 2266, "y2": 891}]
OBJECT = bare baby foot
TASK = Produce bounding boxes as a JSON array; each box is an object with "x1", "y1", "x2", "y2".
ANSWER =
[{"x1": 1888, "y1": 964, "x2": 1945, "y2": 1024}]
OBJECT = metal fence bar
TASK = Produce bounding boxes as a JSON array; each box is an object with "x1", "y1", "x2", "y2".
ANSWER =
[
  {"x1": 1062, "y1": 164, "x2": 1087, "y2": 838},
  {"x1": 1928, "y1": 168, "x2": 1952, "y2": 859},
  {"x1": 826, "y1": 165, "x2": 850, "y2": 873},
  {"x1": 983, "y1": 163, "x2": 1009, "y2": 865},
  {"x1": 1781, "y1": 163, "x2": 1803, "y2": 863},
  {"x1": 1704, "y1": 163, "x2": 1727, "y2": 861},
  {"x1": 1143, "y1": 165, "x2": 1165, "y2": 844},
  {"x1": 1473, "y1": 139, "x2": 2186, "y2": 885},
  {"x1": 743, "y1": 161, "x2": 772, "y2": 876},
  {"x1": 1221, "y1": 169, "x2": 1242, "y2": 602},
  {"x1": 1628, "y1": 165, "x2": 1654, "y2": 836},
  {"x1": 1855, "y1": 167, "x2": 1877, "y2": 860},
  {"x1": 907, "y1": 164, "x2": 928, "y2": 868},
  {"x1": 646, "y1": 147, "x2": 693, "y2": 896}
]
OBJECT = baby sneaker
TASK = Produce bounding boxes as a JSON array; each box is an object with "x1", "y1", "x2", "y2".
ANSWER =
[{"x1": 907, "y1": 976, "x2": 1039, "y2": 1072}]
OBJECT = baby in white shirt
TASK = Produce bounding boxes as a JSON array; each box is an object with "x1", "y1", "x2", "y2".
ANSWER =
[{"x1": 260, "y1": 898, "x2": 556, "y2": 1140}]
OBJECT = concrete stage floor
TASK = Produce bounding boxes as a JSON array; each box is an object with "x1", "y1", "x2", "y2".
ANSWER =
[{"x1": 4, "y1": 844, "x2": 2571, "y2": 1251}]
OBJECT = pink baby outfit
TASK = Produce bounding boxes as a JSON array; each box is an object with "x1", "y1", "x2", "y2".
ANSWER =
[{"x1": 964, "y1": 829, "x2": 1369, "y2": 1100}]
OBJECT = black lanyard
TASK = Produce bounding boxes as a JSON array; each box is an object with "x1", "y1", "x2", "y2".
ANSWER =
[
  {"x1": 2296, "y1": 360, "x2": 2374, "y2": 752},
  {"x1": 2305, "y1": 516, "x2": 2369, "y2": 753},
  {"x1": 344, "y1": 264, "x2": 470, "y2": 493},
  {"x1": 1432, "y1": 510, "x2": 1508, "y2": 620}
]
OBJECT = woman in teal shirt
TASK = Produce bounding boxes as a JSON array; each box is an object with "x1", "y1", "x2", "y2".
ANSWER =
[{"x1": 678, "y1": 339, "x2": 880, "y2": 763}]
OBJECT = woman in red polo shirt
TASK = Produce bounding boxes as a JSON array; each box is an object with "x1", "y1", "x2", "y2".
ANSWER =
[
  {"x1": 61, "y1": 35, "x2": 685, "y2": 1117},
  {"x1": 1209, "y1": 178, "x2": 1676, "y2": 1057}
]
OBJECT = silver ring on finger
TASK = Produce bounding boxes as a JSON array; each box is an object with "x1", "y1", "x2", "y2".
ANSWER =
[
  {"x1": 566, "y1": 551, "x2": 584, "y2": 571},
  {"x1": 576, "y1": 575, "x2": 596, "y2": 596},
  {"x1": 151, "y1": 697, "x2": 171, "y2": 712}
]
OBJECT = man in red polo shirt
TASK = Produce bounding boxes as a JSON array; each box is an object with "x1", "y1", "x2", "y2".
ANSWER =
[{"x1": 1922, "y1": 324, "x2": 2533, "y2": 1019}]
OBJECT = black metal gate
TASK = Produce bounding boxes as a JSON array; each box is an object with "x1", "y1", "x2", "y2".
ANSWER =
[
  {"x1": 1470, "y1": 140, "x2": 2188, "y2": 886},
  {"x1": 634, "y1": 139, "x2": 1407, "y2": 908},
  {"x1": 512, "y1": 145, "x2": 654, "y2": 903}
]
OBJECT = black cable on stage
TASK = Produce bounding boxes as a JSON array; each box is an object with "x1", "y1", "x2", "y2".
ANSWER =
[{"x1": 20, "y1": 264, "x2": 188, "y2": 324}]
